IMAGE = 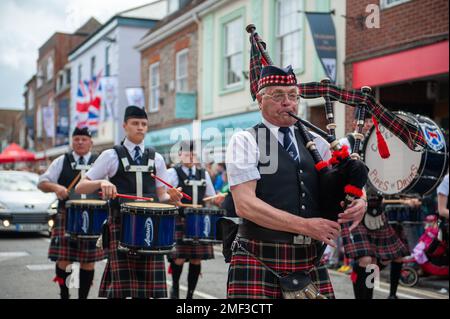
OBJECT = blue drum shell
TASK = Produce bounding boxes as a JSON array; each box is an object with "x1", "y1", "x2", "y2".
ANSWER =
[
  {"x1": 121, "y1": 212, "x2": 176, "y2": 250},
  {"x1": 184, "y1": 209, "x2": 224, "y2": 241},
  {"x1": 66, "y1": 205, "x2": 108, "y2": 236}
]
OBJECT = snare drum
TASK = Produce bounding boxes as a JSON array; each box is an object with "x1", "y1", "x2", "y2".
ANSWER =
[
  {"x1": 183, "y1": 207, "x2": 226, "y2": 243},
  {"x1": 363, "y1": 112, "x2": 448, "y2": 196},
  {"x1": 119, "y1": 202, "x2": 178, "y2": 254},
  {"x1": 384, "y1": 204, "x2": 421, "y2": 224},
  {"x1": 65, "y1": 199, "x2": 108, "y2": 239}
]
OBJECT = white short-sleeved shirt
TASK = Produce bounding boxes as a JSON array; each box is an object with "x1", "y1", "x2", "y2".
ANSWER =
[
  {"x1": 38, "y1": 152, "x2": 93, "y2": 184},
  {"x1": 437, "y1": 174, "x2": 449, "y2": 196},
  {"x1": 225, "y1": 118, "x2": 331, "y2": 187},
  {"x1": 85, "y1": 138, "x2": 168, "y2": 188},
  {"x1": 166, "y1": 165, "x2": 216, "y2": 197}
]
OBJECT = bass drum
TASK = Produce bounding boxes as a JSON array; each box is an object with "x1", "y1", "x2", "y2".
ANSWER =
[{"x1": 362, "y1": 112, "x2": 448, "y2": 196}]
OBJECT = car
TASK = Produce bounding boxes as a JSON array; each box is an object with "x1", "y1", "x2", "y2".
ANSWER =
[{"x1": 0, "y1": 170, "x2": 57, "y2": 235}]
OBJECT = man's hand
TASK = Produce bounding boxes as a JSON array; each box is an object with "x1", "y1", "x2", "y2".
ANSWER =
[
  {"x1": 55, "y1": 185, "x2": 69, "y2": 200},
  {"x1": 338, "y1": 198, "x2": 366, "y2": 231},
  {"x1": 100, "y1": 180, "x2": 117, "y2": 200},
  {"x1": 302, "y1": 218, "x2": 341, "y2": 247},
  {"x1": 213, "y1": 193, "x2": 226, "y2": 206},
  {"x1": 167, "y1": 187, "x2": 183, "y2": 205}
]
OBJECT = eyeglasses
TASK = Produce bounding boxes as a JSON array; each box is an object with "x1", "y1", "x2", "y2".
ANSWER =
[{"x1": 262, "y1": 92, "x2": 300, "y2": 102}]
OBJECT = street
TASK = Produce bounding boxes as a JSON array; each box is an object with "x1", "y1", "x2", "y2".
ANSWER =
[{"x1": 0, "y1": 232, "x2": 448, "y2": 300}]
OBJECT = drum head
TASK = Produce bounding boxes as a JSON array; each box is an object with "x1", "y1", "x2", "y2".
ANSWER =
[
  {"x1": 66, "y1": 199, "x2": 107, "y2": 206},
  {"x1": 363, "y1": 112, "x2": 447, "y2": 195},
  {"x1": 123, "y1": 202, "x2": 176, "y2": 209}
]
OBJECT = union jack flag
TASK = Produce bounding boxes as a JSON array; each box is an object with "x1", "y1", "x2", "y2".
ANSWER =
[{"x1": 75, "y1": 72, "x2": 102, "y2": 132}]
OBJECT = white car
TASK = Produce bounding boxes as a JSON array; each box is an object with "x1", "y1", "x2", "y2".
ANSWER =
[{"x1": 0, "y1": 170, "x2": 57, "y2": 234}]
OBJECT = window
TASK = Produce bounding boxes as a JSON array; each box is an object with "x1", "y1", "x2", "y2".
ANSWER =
[
  {"x1": 380, "y1": 0, "x2": 410, "y2": 9},
  {"x1": 176, "y1": 49, "x2": 189, "y2": 92},
  {"x1": 58, "y1": 74, "x2": 64, "y2": 91},
  {"x1": 276, "y1": 0, "x2": 303, "y2": 70},
  {"x1": 168, "y1": 0, "x2": 179, "y2": 14},
  {"x1": 28, "y1": 88, "x2": 34, "y2": 111},
  {"x1": 90, "y1": 56, "x2": 96, "y2": 78},
  {"x1": 37, "y1": 65, "x2": 44, "y2": 88},
  {"x1": 46, "y1": 57, "x2": 54, "y2": 81},
  {"x1": 78, "y1": 64, "x2": 83, "y2": 84},
  {"x1": 223, "y1": 17, "x2": 244, "y2": 88},
  {"x1": 149, "y1": 62, "x2": 160, "y2": 112},
  {"x1": 105, "y1": 46, "x2": 111, "y2": 77},
  {"x1": 66, "y1": 69, "x2": 71, "y2": 85}
]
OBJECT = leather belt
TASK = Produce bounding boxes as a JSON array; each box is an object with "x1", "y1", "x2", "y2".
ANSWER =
[{"x1": 237, "y1": 223, "x2": 312, "y2": 245}]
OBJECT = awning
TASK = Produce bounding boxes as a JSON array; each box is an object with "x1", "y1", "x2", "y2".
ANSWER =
[
  {"x1": 0, "y1": 143, "x2": 40, "y2": 163},
  {"x1": 353, "y1": 40, "x2": 449, "y2": 88}
]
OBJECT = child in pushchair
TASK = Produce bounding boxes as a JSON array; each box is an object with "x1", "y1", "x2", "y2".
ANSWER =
[{"x1": 400, "y1": 214, "x2": 448, "y2": 287}]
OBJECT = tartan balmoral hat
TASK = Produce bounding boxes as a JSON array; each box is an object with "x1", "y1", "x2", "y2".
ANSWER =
[{"x1": 258, "y1": 65, "x2": 297, "y2": 91}]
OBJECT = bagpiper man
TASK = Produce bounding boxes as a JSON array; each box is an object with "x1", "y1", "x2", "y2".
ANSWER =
[
  {"x1": 38, "y1": 127, "x2": 104, "y2": 299},
  {"x1": 166, "y1": 140, "x2": 220, "y2": 299},
  {"x1": 225, "y1": 65, "x2": 367, "y2": 298},
  {"x1": 75, "y1": 106, "x2": 182, "y2": 299}
]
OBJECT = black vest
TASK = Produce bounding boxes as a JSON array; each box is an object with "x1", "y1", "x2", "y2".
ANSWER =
[
  {"x1": 174, "y1": 165, "x2": 207, "y2": 204},
  {"x1": 241, "y1": 123, "x2": 321, "y2": 236},
  {"x1": 109, "y1": 145, "x2": 157, "y2": 197},
  {"x1": 57, "y1": 152, "x2": 98, "y2": 208}
]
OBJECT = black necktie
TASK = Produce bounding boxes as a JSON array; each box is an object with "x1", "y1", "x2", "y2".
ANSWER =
[
  {"x1": 134, "y1": 146, "x2": 142, "y2": 165},
  {"x1": 79, "y1": 156, "x2": 85, "y2": 165},
  {"x1": 188, "y1": 167, "x2": 194, "y2": 180},
  {"x1": 279, "y1": 127, "x2": 299, "y2": 161}
]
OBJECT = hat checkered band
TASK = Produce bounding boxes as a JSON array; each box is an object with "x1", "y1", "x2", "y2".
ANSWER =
[{"x1": 258, "y1": 74, "x2": 297, "y2": 90}]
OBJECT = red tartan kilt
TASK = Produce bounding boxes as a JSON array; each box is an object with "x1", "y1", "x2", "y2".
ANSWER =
[
  {"x1": 341, "y1": 215, "x2": 410, "y2": 261},
  {"x1": 98, "y1": 216, "x2": 167, "y2": 299},
  {"x1": 227, "y1": 238, "x2": 335, "y2": 299},
  {"x1": 170, "y1": 216, "x2": 214, "y2": 260},
  {"x1": 48, "y1": 209, "x2": 105, "y2": 263}
]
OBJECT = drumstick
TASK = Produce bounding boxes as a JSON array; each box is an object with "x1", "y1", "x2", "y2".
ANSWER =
[
  {"x1": 98, "y1": 192, "x2": 154, "y2": 202},
  {"x1": 150, "y1": 173, "x2": 192, "y2": 201},
  {"x1": 202, "y1": 193, "x2": 228, "y2": 202},
  {"x1": 66, "y1": 172, "x2": 81, "y2": 192}
]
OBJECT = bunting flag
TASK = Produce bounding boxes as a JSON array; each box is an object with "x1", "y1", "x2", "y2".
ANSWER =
[{"x1": 75, "y1": 71, "x2": 102, "y2": 132}]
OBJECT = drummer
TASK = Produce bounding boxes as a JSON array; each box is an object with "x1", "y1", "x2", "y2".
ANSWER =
[
  {"x1": 75, "y1": 105, "x2": 183, "y2": 299},
  {"x1": 166, "y1": 140, "x2": 223, "y2": 299},
  {"x1": 38, "y1": 127, "x2": 104, "y2": 299}
]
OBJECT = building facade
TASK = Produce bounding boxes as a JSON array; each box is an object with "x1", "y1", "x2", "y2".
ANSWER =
[{"x1": 345, "y1": 0, "x2": 449, "y2": 133}]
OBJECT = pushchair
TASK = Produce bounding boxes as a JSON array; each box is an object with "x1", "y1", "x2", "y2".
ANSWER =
[{"x1": 400, "y1": 215, "x2": 448, "y2": 287}]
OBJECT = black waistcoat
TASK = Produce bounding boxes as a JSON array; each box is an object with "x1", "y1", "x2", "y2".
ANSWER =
[
  {"x1": 242, "y1": 123, "x2": 321, "y2": 232},
  {"x1": 174, "y1": 165, "x2": 206, "y2": 204},
  {"x1": 109, "y1": 145, "x2": 157, "y2": 197},
  {"x1": 57, "y1": 152, "x2": 98, "y2": 208}
]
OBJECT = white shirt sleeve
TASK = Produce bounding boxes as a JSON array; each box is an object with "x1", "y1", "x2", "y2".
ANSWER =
[
  {"x1": 85, "y1": 149, "x2": 118, "y2": 180},
  {"x1": 226, "y1": 130, "x2": 261, "y2": 187},
  {"x1": 437, "y1": 174, "x2": 449, "y2": 196},
  {"x1": 38, "y1": 155, "x2": 65, "y2": 184},
  {"x1": 154, "y1": 153, "x2": 169, "y2": 189},
  {"x1": 166, "y1": 167, "x2": 179, "y2": 188},
  {"x1": 204, "y1": 171, "x2": 216, "y2": 197}
]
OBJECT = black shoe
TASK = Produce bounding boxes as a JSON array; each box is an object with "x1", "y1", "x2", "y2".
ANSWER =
[
  {"x1": 186, "y1": 290, "x2": 194, "y2": 299},
  {"x1": 387, "y1": 294, "x2": 398, "y2": 299},
  {"x1": 170, "y1": 285, "x2": 179, "y2": 299}
]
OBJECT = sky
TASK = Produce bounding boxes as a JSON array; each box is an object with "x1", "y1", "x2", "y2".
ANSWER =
[{"x1": 0, "y1": 0, "x2": 160, "y2": 110}]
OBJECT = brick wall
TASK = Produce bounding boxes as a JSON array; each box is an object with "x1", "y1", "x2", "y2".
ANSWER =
[
  {"x1": 141, "y1": 22, "x2": 198, "y2": 130},
  {"x1": 344, "y1": 0, "x2": 449, "y2": 131}
]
